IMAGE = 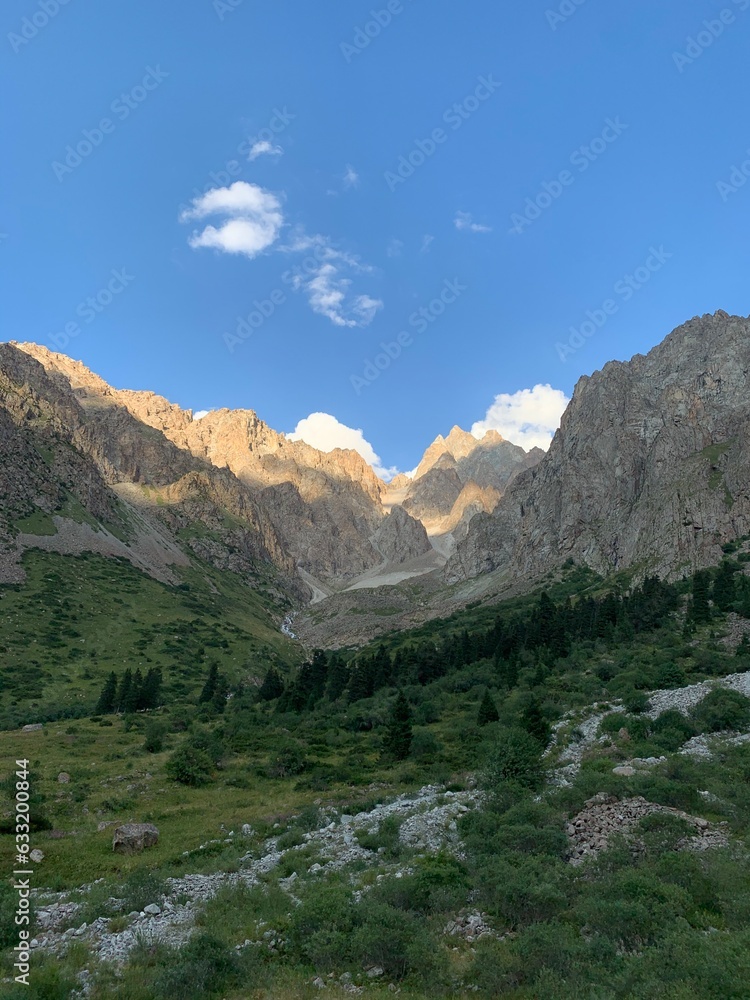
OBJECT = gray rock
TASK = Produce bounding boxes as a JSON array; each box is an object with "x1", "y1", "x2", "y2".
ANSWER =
[{"x1": 112, "y1": 823, "x2": 159, "y2": 855}]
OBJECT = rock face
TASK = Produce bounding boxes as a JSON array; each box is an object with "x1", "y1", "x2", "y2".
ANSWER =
[
  {"x1": 371, "y1": 506, "x2": 431, "y2": 564},
  {"x1": 448, "y1": 312, "x2": 750, "y2": 585},
  {"x1": 401, "y1": 426, "x2": 539, "y2": 524},
  {"x1": 112, "y1": 823, "x2": 159, "y2": 854},
  {"x1": 0, "y1": 343, "x2": 303, "y2": 597}
]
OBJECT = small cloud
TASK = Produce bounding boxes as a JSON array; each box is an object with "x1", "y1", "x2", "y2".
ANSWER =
[
  {"x1": 420, "y1": 234, "x2": 435, "y2": 254},
  {"x1": 193, "y1": 410, "x2": 211, "y2": 420},
  {"x1": 387, "y1": 239, "x2": 404, "y2": 258},
  {"x1": 343, "y1": 164, "x2": 360, "y2": 189},
  {"x1": 180, "y1": 181, "x2": 284, "y2": 258},
  {"x1": 471, "y1": 384, "x2": 570, "y2": 451},
  {"x1": 455, "y1": 211, "x2": 492, "y2": 234},
  {"x1": 283, "y1": 233, "x2": 382, "y2": 328},
  {"x1": 247, "y1": 140, "x2": 283, "y2": 161},
  {"x1": 288, "y1": 412, "x2": 397, "y2": 480}
]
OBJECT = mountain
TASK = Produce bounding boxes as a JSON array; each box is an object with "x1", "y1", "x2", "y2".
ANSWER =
[
  {"x1": 448, "y1": 311, "x2": 750, "y2": 586},
  {"x1": 0, "y1": 343, "x2": 542, "y2": 602},
  {"x1": 383, "y1": 426, "x2": 540, "y2": 539}
]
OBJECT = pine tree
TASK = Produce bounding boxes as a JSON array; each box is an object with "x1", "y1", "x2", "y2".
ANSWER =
[
  {"x1": 348, "y1": 659, "x2": 375, "y2": 703},
  {"x1": 689, "y1": 571, "x2": 712, "y2": 624},
  {"x1": 139, "y1": 668, "x2": 163, "y2": 710},
  {"x1": 383, "y1": 691, "x2": 413, "y2": 761},
  {"x1": 713, "y1": 561, "x2": 737, "y2": 612},
  {"x1": 477, "y1": 689, "x2": 499, "y2": 726},
  {"x1": 372, "y1": 645, "x2": 393, "y2": 690},
  {"x1": 199, "y1": 663, "x2": 220, "y2": 703},
  {"x1": 121, "y1": 669, "x2": 139, "y2": 714},
  {"x1": 95, "y1": 672, "x2": 118, "y2": 714},
  {"x1": 258, "y1": 667, "x2": 285, "y2": 701},
  {"x1": 115, "y1": 669, "x2": 133, "y2": 713},
  {"x1": 521, "y1": 696, "x2": 551, "y2": 747},
  {"x1": 325, "y1": 655, "x2": 349, "y2": 701}
]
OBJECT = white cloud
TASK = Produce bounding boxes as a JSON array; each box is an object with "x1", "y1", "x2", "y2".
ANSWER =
[
  {"x1": 343, "y1": 164, "x2": 360, "y2": 188},
  {"x1": 420, "y1": 234, "x2": 435, "y2": 253},
  {"x1": 193, "y1": 409, "x2": 211, "y2": 420},
  {"x1": 283, "y1": 233, "x2": 383, "y2": 328},
  {"x1": 387, "y1": 239, "x2": 404, "y2": 258},
  {"x1": 455, "y1": 211, "x2": 492, "y2": 234},
  {"x1": 180, "y1": 181, "x2": 283, "y2": 258},
  {"x1": 287, "y1": 412, "x2": 397, "y2": 480},
  {"x1": 248, "y1": 140, "x2": 283, "y2": 161},
  {"x1": 471, "y1": 384, "x2": 570, "y2": 451},
  {"x1": 181, "y1": 187, "x2": 381, "y2": 327}
]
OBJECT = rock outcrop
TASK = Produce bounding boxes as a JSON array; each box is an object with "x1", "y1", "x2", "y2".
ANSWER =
[
  {"x1": 112, "y1": 823, "x2": 160, "y2": 854},
  {"x1": 371, "y1": 506, "x2": 432, "y2": 564},
  {"x1": 448, "y1": 312, "x2": 750, "y2": 585}
]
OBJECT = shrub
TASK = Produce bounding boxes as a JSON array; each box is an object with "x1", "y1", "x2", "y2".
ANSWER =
[
  {"x1": 143, "y1": 720, "x2": 166, "y2": 754},
  {"x1": 165, "y1": 744, "x2": 214, "y2": 786},
  {"x1": 152, "y1": 933, "x2": 242, "y2": 1000},
  {"x1": 267, "y1": 739, "x2": 307, "y2": 777},
  {"x1": 691, "y1": 688, "x2": 750, "y2": 733},
  {"x1": 483, "y1": 727, "x2": 546, "y2": 791}
]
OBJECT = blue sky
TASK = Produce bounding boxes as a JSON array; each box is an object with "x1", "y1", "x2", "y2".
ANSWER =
[{"x1": 3, "y1": 0, "x2": 749, "y2": 476}]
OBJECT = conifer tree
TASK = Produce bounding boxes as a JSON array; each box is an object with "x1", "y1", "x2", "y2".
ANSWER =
[
  {"x1": 199, "y1": 663, "x2": 220, "y2": 703},
  {"x1": 477, "y1": 689, "x2": 499, "y2": 726},
  {"x1": 383, "y1": 691, "x2": 413, "y2": 760},
  {"x1": 95, "y1": 672, "x2": 118, "y2": 715},
  {"x1": 713, "y1": 561, "x2": 737, "y2": 612},
  {"x1": 258, "y1": 667, "x2": 285, "y2": 701},
  {"x1": 521, "y1": 696, "x2": 551, "y2": 747},
  {"x1": 325, "y1": 654, "x2": 349, "y2": 701},
  {"x1": 115, "y1": 669, "x2": 133, "y2": 713},
  {"x1": 138, "y1": 668, "x2": 163, "y2": 710},
  {"x1": 689, "y1": 571, "x2": 712, "y2": 624}
]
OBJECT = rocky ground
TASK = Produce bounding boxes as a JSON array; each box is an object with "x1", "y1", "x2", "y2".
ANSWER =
[
  {"x1": 28, "y1": 783, "x2": 482, "y2": 971},
  {"x1": 565, "y1": 792, "x2": 729, "y2": 866},
  {"x1": 547, "y1": 668, "x2": 750, "y2": 787}
]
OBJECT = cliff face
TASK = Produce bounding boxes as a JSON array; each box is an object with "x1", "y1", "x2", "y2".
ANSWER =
[
  {"x1": 9, "y1": 345, "x2": 389, "y2": 586},
  {"x1": 395, "y1": 426, "x2": 541, "y2": 526},
  {"x1": 0, "y1": 344, "x2": 302, "y2": 595},
  {"x1": 447, "y1": 312, "x2": 750, "y2": 585}
]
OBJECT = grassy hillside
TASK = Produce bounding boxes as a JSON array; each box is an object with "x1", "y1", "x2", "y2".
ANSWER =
[
  {"x1": 2, "y1": 550, "x2": 750, "y2": 998},
  {"x1": 0, "y1": 549, "x2": 302, "y2": 729}
]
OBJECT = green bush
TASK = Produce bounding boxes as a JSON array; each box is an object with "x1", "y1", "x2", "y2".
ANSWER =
[
  {"x1": 151, "y1": 933, "x2": 242, "y2": 1000},
  {"x1": 143, "y1": 720, "x2": 167, "y2": 753},
  {"x1": 483, "y1": 727, "x2": 546, "y2": 791},
  {"x1": 691, "y1": 688, "x2": 750, "y2": 733},
  {"x1": 165, "y1": 744, "x2": 214, "y2": 786}
]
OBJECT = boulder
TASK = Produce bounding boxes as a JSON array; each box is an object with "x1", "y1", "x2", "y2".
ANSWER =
[
  {"x1": 112, "y1": 823, "x2": 159, "y2": 854},
  {"x1": 57, "y1": 772, "x2": 70, "y2": 783}
]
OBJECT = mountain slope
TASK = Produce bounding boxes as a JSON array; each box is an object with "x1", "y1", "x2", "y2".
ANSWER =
[{"x1": 448, "y1": 311, "x2": 750, "y2": 585}]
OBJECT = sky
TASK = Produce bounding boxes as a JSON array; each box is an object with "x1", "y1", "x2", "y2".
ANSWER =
[{"x1": 3, "y1": 0, "x2": 750, "y2": 478}]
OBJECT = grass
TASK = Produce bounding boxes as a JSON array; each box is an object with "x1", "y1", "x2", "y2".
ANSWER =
[{"x1": 0, "y1": 549, "x2": 302, "y2": 729}]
